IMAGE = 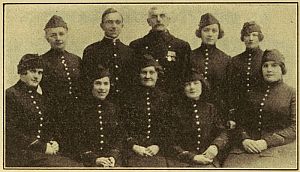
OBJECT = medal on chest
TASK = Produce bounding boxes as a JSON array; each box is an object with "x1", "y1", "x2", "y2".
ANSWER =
[{"x1": 166, "y1": 51, "x2": 176, "y2": 62}]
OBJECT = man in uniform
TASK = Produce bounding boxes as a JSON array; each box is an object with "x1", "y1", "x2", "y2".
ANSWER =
[
  {"x1": 81, "y1": 8, "x2": 134, "y2": 105},
  {"x1": 5, "y1": 54, "x2": 82, "y2": 167},
  {"x1": 129, "y1": 6, "x2": 191, "y2": 96},
  {"x1": 40, "y1": 15, "x2": 82, "y2": 158},
  {"x1": 226, "y1": 21, "x2": 264, "y2": 128}
]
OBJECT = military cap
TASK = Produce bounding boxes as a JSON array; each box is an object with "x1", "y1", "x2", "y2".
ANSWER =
[
  {"x1": 196, "y1": 13, "x2": 224, "y2": 39},
  {"x1": 17, "y1": 54, "x2": 43, "y2": 74},
  {"x1": 139, "y1": 54, "x2": 162, "y2": 70},
  {"x1": 44, "y1": 15, "x2": 68, "y2": 30},
  {"x1": 90, "y1": 64, "x2": 111, "y2": 82},
  {"x1": 183, "y1": 68, "x2": 210, "y2": 92},
  {"x1": 262, "y1": 49, "x2": 286, "y2": 75},
  {"x1": 240, "y1": 21, "x2": 264, "y2": 41}
]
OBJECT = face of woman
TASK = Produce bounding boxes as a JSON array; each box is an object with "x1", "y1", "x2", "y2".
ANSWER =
[
  {"x1": 92, "y1": 76, "x2": 110, "y2": 100},
  {"x1": 139, "y1": 66, "x2": 158, "y2": 88},
  {"x1": 201, "y1": 24, "x2": 219, "y2": 45},
  {"x1": 184, "y1": 80, "x2": 202, "y2": 100},
  {"x1": 262, "y1": 61, "x2": 283, "y2": 83}
]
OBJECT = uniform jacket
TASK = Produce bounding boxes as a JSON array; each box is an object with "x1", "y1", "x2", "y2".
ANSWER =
[
  {"x1": 190, "y1": 43, "x2": 231, "y2": 111},
  {"x1": 5, "y1": 81, "x2": 54, "y2": 166},
  {"x1": 170, "y1": 96, "x2": 228, "y2": 163},
  {"x1": 41, "y1": 49, "x2": 82, "y2": 104},
  {"x1": 236, "y1": 80, "x2": 296, "y2": 147},
  {"x1": 124, "y1": 85, "x2": 171, "y2": 151},
  {"x1": 226, "y1": 47, "x2": 264, "y2": 119},
  {"x1": 130, "y1": 30, "x2": 191, "y2": 95},
  {"x1": 82, "y1": 37, "x2": 135, "y2": 103},
  {"x1": 40, "y1": 49, "x2": 82, "y2": 154},
  {"x1": 77, "y1": 96, "x2": 123, "y2": 166}
]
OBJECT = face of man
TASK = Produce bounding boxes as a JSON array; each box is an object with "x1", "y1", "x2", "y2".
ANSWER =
[
  {"x1": 184, "y1": 80, "x2": 202, "y2": 100},
  {"x1": 92, "y1": 77, "x2": 110, "y2": 100},
  {"x1": 101, "y1": 12, "x2": 123, "y2": 38},
  {"x1": 147, "y1": 8, "x2": 170, "y2": 31},
  {"x1": 140, "y1": 66, "x2": 158, "y2": 88},
  {"x1": 45, "y1": 27, "x2": 68, "y2": 51},
  {"x1": 201, "y1": 24, "x2": 219, "y2": 45},
  {"x1": 243, "y1": 31, "x2": 260, "y2": 49},
  {"x1": 20, "y1": 69, "x2": 43, "y2": 87},
  {"x1": 262, "y1": 61, "x2": 282, "y2": 83}
]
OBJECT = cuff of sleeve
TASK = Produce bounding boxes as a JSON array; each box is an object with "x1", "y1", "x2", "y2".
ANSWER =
[
  {"x1": 80, "y1": 151, "x2": 98, "y2": 166},
  {"x1": 127, "y1": 137, "x2": 138, "y2": 149},
  {"x1": 28, "y1": 140, "x2": 46, "y2": 153},
  {"x1": 263, "y1": 133, "x2": 285, "y2": 148},
  {"x1": 110, "y1": 149, "x2": 120, "y2": 161},
  {"x1": 241, "y1": 131, "x2": 251, "y2": 141},
  {"x1": 212, "y1": 139, "x2": 225, "y2": 151},
  {"x1": 177, "y1": 151, "x2": 196, "y2": 162}
]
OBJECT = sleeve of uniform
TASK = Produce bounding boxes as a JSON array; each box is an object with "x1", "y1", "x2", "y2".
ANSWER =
[
  {"x1": 78, "y1": 113, "x2": 98, "y2": 166},
  {"x1": 170, "y1": 101, "x2": 196, "y2": 162},
  {"x1": 108, "y1": 106, "x2": 122, "y2": 161},
  {"x1": 224, "y1": 60, "x2": 238, "y2": 120},
  {"x1": 5, "y1": 90, "x2": 47, "y2": 153},
  {"x1": 123, "y1": 101, "x2": 140, "y2": 149},
  {"x1": 210, "y1": 104, "x2": 229, "y2": 151},
  {"x1": 180, "y1": 42, "x2": 192, "y2": 82},
  {"x1": 263, "y1": 90, "x2": 296, "y2": 147}
]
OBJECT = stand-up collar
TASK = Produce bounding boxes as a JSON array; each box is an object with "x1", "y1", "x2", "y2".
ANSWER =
[
  {"x1": 200, "y1": 43, "x2": 217, "y2": 50},
  {"x1": 15, "y1": 80, "x2": 38, "y2": 93},
  {"x1": 147, "y1": 30, "x2": 173, "y2": 43},
  {"x1": 245, "y1": 47, "x2": 261, "y2": 54},
  {"x1": 102, "y1": 36, "x2": 120, "y2": 44}
]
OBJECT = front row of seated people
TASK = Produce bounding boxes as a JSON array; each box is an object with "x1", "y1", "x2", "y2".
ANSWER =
[{"x1": 5, "y1": 49, "x2": 296, "y2": 167}]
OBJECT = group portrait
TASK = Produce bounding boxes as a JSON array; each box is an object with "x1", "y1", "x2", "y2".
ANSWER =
[{"x1": 3, "y1": 2, "x2": 297, "y2": 169}]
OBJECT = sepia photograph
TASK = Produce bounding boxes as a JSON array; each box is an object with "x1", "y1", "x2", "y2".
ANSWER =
[{"x1": 2, "y1": 1, "x2": 298, "y2": 170}]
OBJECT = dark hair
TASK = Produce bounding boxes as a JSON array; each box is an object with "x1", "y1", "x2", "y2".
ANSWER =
[{"x1": 101, "y1": 8, "x2": 123, "y2": 23}]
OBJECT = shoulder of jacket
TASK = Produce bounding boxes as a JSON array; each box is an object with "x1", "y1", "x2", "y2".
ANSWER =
[
  {"x1": 129, "y1": 37, "x2": 144, "y2": 48},
  {"x1": 84, "y1": 41, "x2": 101, "y2": 52}
]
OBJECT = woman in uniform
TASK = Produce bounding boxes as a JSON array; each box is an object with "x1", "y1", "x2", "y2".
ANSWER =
[
  {"x1": 167, "y1": 69, "x2": 228, "y2": 167},
  {"x1": 223, "y1": 49, "x2": 296, "y2": 168},
  {"x1": 77, "y1": 65, "x2": 123, "y2": 167},
  {"x1": 190, "y1": 13, "x2": 231, "y2": 122},
  {"x1": 123, "y1": 54, "x2": 170, "y2": 167}
]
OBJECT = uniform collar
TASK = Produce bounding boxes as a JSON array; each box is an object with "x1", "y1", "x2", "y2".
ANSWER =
[
  {"x1": 183, "y1": 95, "x2": 206, "y2": 105},
  {"x1": 245, "y1": 47, "x2": 261, "y2": 54},
  {"x1": 15, "y1": 80, "x2": 38, "y2": 93},
  {"x1": 263, "y1": 79, "x2": 283, "y2": 88},
  {"x1": 200, "y1": 43, "x2": 217, "y2": 51},
  {"x1": 102, "y1": 36, "x2": 120, "y2": 44},
  {"x1": 85, "y1": 95, "x2": 109, "y2": 107},
  {"x1": 147, "y1": 30, "x2": 173, "y2": 43},
  {"x1": 48, "y1": 48, "x2": 67, "y2": 58}
]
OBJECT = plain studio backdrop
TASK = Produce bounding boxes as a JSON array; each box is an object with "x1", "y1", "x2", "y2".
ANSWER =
[{"x1": 3, "y1": 3, "x2": 297, "y2": 89}]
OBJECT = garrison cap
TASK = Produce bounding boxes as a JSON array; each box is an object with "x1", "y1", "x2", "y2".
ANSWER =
[
  {"x1": 241, "y1": 21, "x2": 264, "y2": 41},
  {"x1": 90, "y1": 65, "x2": 111, "y2": 82},
  {"x1": 139, "y1": 54, "x2": 162, "y2": 71},
  {"x1": 44, "y1": 15, "x2": 68, "y2": 30},
  {"x1": 197, "y1": 13, "x2": 224, "y2": 39}
]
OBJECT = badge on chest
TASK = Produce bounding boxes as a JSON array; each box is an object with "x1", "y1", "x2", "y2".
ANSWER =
[{"x1": 166, "y1": 51, "x2": 176, "y2": 62}]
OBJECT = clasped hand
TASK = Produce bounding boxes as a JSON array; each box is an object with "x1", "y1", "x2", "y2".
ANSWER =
[
  {"x1": 193, "y1": 145, "x2": 218, "y2": 165},
  {"x1": 45, "y1": 141, "x2": 59, "y2": 155},
  {"x1": 132, "y1": 144, "x2": 160, "y2": 156},
  {"x1": 96, "y1": 157, "x2": 115, "y2": 167},
  {"x1": 242, "y1": 139, "x2": 267, "y2": 153}
]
